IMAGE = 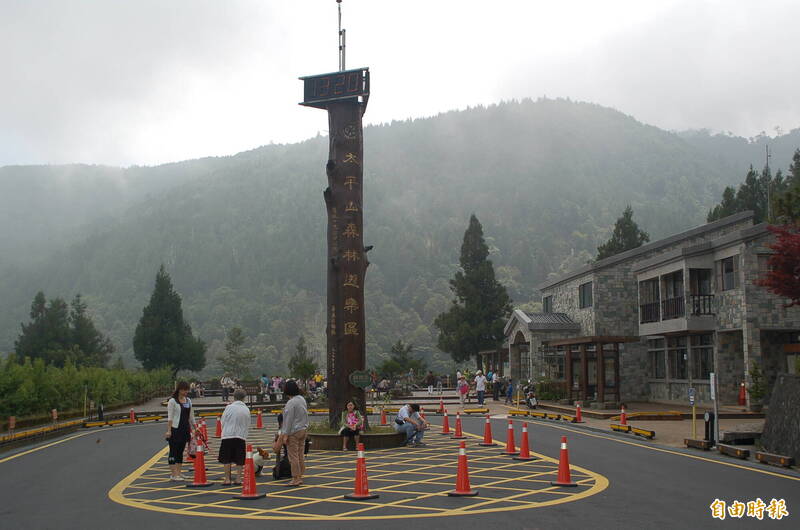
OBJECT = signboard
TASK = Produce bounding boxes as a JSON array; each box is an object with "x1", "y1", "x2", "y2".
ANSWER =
[
  {"x1": 709, "y1": 373, "x2": 716, "y2": 401},
  {"x1": 688, "y1": 387, "x2": 696, "y2": 406},
  {"x1": 300, "y1": 67, "x2": 369, "y2": 108},
  {"x1": 348, "y1": 370, "x2": 372, "y2": 389}
]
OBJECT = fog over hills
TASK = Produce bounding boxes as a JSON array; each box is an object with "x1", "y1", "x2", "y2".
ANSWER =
[{"x1": 1, "y1": 98, "x2": 798, "y2": 374}]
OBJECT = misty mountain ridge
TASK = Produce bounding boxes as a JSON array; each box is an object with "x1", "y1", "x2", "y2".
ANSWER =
[{"x1": 1, "y1": 97, "x2": 798, "y2": 375}]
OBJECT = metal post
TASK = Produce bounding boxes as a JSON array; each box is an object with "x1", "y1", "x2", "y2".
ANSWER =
[{"x1": 691, "y1": 404, "x2": 696, "y2": 439}]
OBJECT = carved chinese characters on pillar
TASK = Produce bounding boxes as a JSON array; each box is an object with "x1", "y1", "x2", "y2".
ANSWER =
[{"x1": 323, "y1": 105, "x2": 369, "y2": 428}]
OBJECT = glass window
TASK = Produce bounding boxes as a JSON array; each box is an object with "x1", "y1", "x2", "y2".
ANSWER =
[
  {"x1": 542, "y1": 295, "x2": 553, "y2": 313},
  {"x1": 668, "y1": 336, "x2": 688, "y2": 380},
  {"x1": 579, "y1": 282, "x2": 593, "y2": 308},
  {"x1": 690, "y1": 269, "x2": 712, "y2": 295},
  {"x1": 648, "y1": 338, "x2": 665, "y2": 379},
  {"x1": 662, "y1": 270, "x2": 684, "y2": 299},
  {"x1": 691, "y1": 334, "x2": 713, "y2": 379},
  {"x1": 715, "y1": 255, "x2": 740, "y2": 291}
]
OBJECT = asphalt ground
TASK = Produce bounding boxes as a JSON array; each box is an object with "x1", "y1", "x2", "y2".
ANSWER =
[{"x1": 0, "y1": 415, "x2": 797, "y2": 529}]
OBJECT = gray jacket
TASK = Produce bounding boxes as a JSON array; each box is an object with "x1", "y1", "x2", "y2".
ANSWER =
[{"x1": 282, "y1": 395, "x2": 309, "y2": 435}]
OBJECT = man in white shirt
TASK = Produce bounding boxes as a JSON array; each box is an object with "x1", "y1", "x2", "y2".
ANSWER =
[
  {"x1": 218, "y1": 388, "x2": 250, "y2": 485},
  {"x1": 474, "y1": 370, "x2": 487, "y2": 406},
  {"x1": 394, "y1": 403, "x2": 429, "y2": 446}
]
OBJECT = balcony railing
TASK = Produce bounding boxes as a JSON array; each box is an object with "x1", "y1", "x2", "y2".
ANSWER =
[
  {"x1": 661, "y1": 296, "x2": 685, "y2": 320},
  {"x1": 639, "y1": 302, "x2": 660, "y2": 323},
  {"x1": 690, "y1": 294, "x2": 715, "y2": 316}
]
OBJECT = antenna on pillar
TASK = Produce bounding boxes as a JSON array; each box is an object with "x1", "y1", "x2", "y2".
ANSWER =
[{"x1": 337, "y1": 0, "x2": 346, "y2": 71}]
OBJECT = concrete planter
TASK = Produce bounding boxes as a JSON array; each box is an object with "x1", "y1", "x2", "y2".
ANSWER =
[{"x1": 307, "y1": 430, "x2": 406, "y2": 450}]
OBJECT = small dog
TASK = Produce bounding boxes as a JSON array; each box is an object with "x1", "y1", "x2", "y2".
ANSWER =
[{"x1": 252, "y1": 447, "x2": 270, "y2": 476}]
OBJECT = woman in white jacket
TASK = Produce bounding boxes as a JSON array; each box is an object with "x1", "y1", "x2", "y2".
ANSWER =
[{"x1": 165, "y1": 381, "x2": 197, "y2": 481}]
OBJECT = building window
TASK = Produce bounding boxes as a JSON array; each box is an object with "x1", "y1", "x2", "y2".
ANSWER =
[
  {"x1": 639, "y1": 278, "x2": 660, "y2": 323},
  {"x1": 648, "y1": 338, "x2": 665, "y2": 379},
  {"x1": 579, "y1": 282, "x2": 593, "y2": 308},
  {"x1": 542, "y1": 295, "x2": 553, "y2": 313},
  {"x1": 668, "y1": 336, "x2": 688, "y2": 380},
  {"x1": 691, "y1": 334, "x2": 713, "y2": 379},
  {"x1": 715, "y1": 255, "x2": 740, "y2": 291},
  {"x1": 661, "y1": 271, "x2": 685, "y2": 320}
]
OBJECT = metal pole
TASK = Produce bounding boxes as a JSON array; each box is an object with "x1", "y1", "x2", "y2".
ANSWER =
[{"x1": 337, "y1": 0, "x2": 345, "y2": 71}]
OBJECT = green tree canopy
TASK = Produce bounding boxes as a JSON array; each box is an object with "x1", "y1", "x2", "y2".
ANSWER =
[
  {"x1": 216, "y1": 326, "x2": 254, "y2": 379},
  {"x1": 774, "y1": 149, "x2": 800, "y2": 224},
  {"x1": 708, "y1": 164, "x2": 790, "y2": 224},
  {"x1": 375, "y1": 339, "x2": 427, "y2": 379},
  {"x1": 133, "y1": 265, "x2": 206, "y2": 376},
  {"x1": 434, "y1": 214, "x2": 512, "y2": 366},
  {"x1": 596, "y1": 205, "x2": 650, "y2": 260},
  {"x1": 287, "y1": 335, "x2": 318, "y2": 382},
  {"x1": 14, "y1": 291, "x2": 112, "y2": 367}
]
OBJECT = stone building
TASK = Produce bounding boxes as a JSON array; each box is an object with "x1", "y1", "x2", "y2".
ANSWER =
[{"x1": 504, "y1": 211, "x2": 800, "y2": 407}]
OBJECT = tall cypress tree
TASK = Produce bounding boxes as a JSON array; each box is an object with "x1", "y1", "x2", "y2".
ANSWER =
[
  {"x1": 70, "y1": 294, "x2": 114, "y2": 367},
  {"x1": 596, "y1": 205, "x2": 650, "y2": 260},
  {"x1": 434, "y1": 214, "x2": 512, "y2": 367},
  {"x1": 133, "y1": 265, "x2": 206, "y2": 375}
]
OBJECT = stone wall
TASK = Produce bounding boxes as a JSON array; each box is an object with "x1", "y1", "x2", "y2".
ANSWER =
[
  {"x1": 619, "y1": 341, "x2": 648, "y2": 401},
  {"x1": 716, "y1": 331, "x2": 744, "y2": 403},
  {"x1": 761, "y1": 373, "x2": 800, "y2": 464},
  {"x1": 595, "y1": 267, "x2": 639, "y2": 337},
  {"x1": 546, "y1": 272, "x2": 596, "y2": 336}
]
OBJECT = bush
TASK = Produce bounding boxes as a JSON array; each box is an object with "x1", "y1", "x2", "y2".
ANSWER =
[{"x1": 0, "y1": 356, "x2": 171, "y2": 418}]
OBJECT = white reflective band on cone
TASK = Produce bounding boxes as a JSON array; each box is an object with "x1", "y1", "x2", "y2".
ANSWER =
[
  {"x1": 560, "y1": 443, "x2": 567, "y2": 450},
  {"x1": 358, "y1": 451, "x2": 364, "y2": 458},
  {"x1": 508, "y1": 424, "x2": 513, "y2": 429},
  {"x1": 459, "y1": 448, "x2": 466, "y2": 456},
  {"x1": 246, "y1": 451, "x2": 252, "y2": 459},
  {"x1": 523, "y1": 426, "x2": 527, "y2": 432},
  {"x1": 486, "y1": 418, "x2": 490, "y2": 423}
]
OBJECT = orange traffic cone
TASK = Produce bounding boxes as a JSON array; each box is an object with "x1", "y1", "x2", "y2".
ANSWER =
[
  {"x1": 186, "y1": 438, "x2": 213, "y2": 488},
  {"x1": 514, "y1": 422, "x2": 533, "y2": 461},
  {"x1": 380, "y1": 408, "x2": 388, "y2": 426},
  {"x1": 551, "y1": 436, "x2": 577, "y2": 487},
  {"x1": 439, "y1": 409, "x2": 451, "y2": 435},
  {"x1": 502, "y1": 419, "x2": 519, "y2": 455},
  {"x1": 451, "y1": 412, "x2": 466, "y2": 440},
  {"x1": 438, "y1": 397, "x2": 445, "y2": 414},
  {"x1": 233, "y1": 444, "x2": 266, "y2": 499},
  {"x1": 738, "y1": 382, "x2": 747, "y2": 407},
  {"x1": 201, "y1": 419, "x2": 208, "y2": 441},
  {"x1": 479, "y1": 415, "x2": 497, "y2": 446},
  {"x1": 420, "y1": 407, "x2": 427, "y2": 422},
  {"x1": 129, "y1": 408, "x2": 136, "y2": 424},
  {"x1": 575, "y1": 403, "x2": 585, "y2": 423},
  {"x1": 256, "y1": 409, "x2": 263, "y2": 429},
  {"x1": 214, "y1": 416, "x2": 222, "y2": 438},
  {"x1": 447, "y1": 441, "x2": 479, "y2": 497},
  {"x1": 343, "y1": 443, "x2": 379, "y2": 500},
  {"x1": 620, "y1": 406, "x2": 627, "y2": 426}
]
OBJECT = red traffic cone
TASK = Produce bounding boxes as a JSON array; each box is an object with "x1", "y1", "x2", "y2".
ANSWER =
[
  {"x1": 738, "y1": 382, "x2": 747, "y2": 407},
  {"x1": 343, "y1": 443, "x2": 379, "y2": 500},
  {"x1": 438, "y1": 397, "x2": 445, "y2": 414},
  {"x1": 129, "y1": 408, "x2": 136, "y2": 424},
  {"x1": 214, "y1": 416, "x2": 222, "y2": 438},
  {"x1": 479, "y1": 415, "x2": 498, "y2": 446},
  {"x1": 201, "y1": 419, "x2": 208, "y2": 441},
  {"x1": 502, "y1": 419, "x2": 519, "y2": 455},
  {"x1": 451, "y1": 412, "x2": 466, "y2": 440},
  {"x1": 514, "y1": 423, "x2": 533, "y2": 461},
  {"x1": 233, "y1": 444, "x2": 266, "y2": 499},
  {"x1": 380, "y1": 408, "x2": 388, "y2": 426},
  {"x1": 620, "y1": 406, "x2": 627, "y2": 426},
  {"x1": 448, "y1": 441, "x2": 479, "y2": 497},
  {"x1": 420, "y1": 407, "x2": 426, "y2": 422},
  {"x1": 439, "y1": 409, "x2": 451, "y2": 435},
  {"x1": 256, "y1": 409, "x2": 263, "y2": 429},
  {"x1": 575, "y1": 403, "x2": 585, "y2": 423},
  {"x1": 551, "y1": 436, "x2": 577, "y2": 487},
  {"x1": 186, "y1": 439, "x2": 214, "y2": 488}
]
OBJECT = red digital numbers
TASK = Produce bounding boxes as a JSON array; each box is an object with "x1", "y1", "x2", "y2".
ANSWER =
[{"x1": 306, "y1": 69, "x2": 365, "y2": 102}]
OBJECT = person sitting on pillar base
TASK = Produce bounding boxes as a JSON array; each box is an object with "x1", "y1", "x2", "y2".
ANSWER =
[{"x1": 394, "y1": 403, "x2": 429, "y2": 447}]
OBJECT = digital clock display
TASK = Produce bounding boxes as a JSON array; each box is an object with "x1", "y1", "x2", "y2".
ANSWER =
[{"x1": 300, "y1": 67, "x2": 369, "y2": 107}]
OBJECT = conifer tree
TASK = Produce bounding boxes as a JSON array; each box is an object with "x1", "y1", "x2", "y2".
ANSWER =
[
  {"x1": 434, "y1": 214, "x2": 512, "y2": 367},
  {"x1": 774, "y1": 149, "x2": 800, "y2": 224},
  {"x1": 287, "y1": 335, "x2": 318, "y2": 382},
  {"x1": 217, "y1": 327, "x2": 254, "y2": 379},
  {"x1": 70, "y1": 294, "x2": 114, "y2": 367},
  {"x1": 596, "y1": 205, "x2": 650, "y2": 260},
  {"x1": 133, "y1": 265, "x2": 206, "y2": 376}
]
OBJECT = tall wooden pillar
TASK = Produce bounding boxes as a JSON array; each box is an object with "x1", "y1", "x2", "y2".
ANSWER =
[{"x1": 324, "y1": 100, "x2": 369, "y2": 428}]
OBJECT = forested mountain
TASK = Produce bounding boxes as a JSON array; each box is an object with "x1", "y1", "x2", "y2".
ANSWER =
[{"x1": 1, "y1": 98, "x2": 798, "y2": 376}]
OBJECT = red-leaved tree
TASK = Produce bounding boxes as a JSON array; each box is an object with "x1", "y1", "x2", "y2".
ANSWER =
[{"x1": 757, "y1": 225, "x2": 800, "y2": 306}]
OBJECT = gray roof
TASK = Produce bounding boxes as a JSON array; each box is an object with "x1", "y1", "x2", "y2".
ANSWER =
[
  {"x1": 504, "y1": 309, "x2": 581, "y2": 335},
  {"x1": 633, "y1": 223, "x2": 769, "y2": 273},
  {"x1": 538, "y1": 210, "x2": 754, "y2": 291}
]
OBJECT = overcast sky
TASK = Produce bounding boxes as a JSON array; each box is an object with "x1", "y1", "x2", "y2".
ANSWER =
[{"x1": 2, "y1": 0, "x2": 799, "y2": 167}]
